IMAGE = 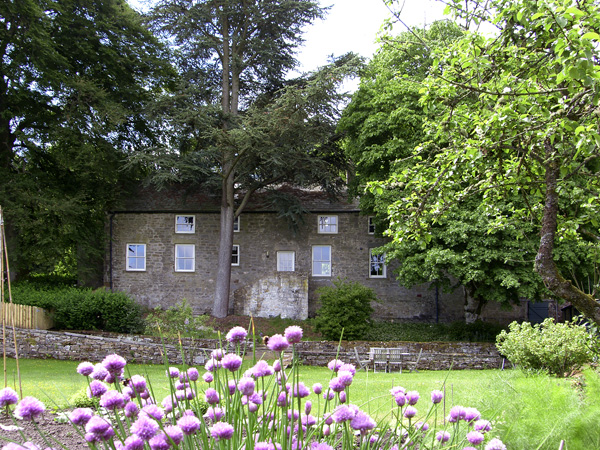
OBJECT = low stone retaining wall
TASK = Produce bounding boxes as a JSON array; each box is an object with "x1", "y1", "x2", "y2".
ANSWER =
[{"x1": 1, "y1": 328, "x2": 503, "y2": 370}]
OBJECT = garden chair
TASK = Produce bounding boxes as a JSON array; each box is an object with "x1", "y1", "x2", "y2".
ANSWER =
[{"x1": 353, "y1": 347, "x2": 370, "y2": 371}]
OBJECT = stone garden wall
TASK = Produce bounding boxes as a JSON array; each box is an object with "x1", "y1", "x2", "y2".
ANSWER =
[{"x1": 1, "y1": 328, "x2": 504, "y2": 371}]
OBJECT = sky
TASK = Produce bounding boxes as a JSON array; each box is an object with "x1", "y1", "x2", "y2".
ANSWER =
[{"x1": 295, "y1": 0, "x2": 448, "y2": 72}]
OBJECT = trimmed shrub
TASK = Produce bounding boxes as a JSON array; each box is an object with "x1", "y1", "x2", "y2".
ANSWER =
[
  {"x1": 313, "y1": 278, "x2": 377, "y2": 340},
  {"x1": 11, "y1": 282, "x2": 144, "y2": 334},
  {"x1": 496, "y1": 318, "x2": 594, "y2": 376}
]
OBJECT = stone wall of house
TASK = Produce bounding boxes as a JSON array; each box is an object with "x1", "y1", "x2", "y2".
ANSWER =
[
  {"x1": 1, "y1": 328, "x2": 505, "y2": 371},
  {"x1": 107, "y1": 210, "x2": 482, "y2": 323}
]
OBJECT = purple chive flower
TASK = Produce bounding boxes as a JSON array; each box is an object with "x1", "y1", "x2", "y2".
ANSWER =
[
  {"x1": 165, "y1": 425, "x2": 184, "y2": 445},
  {"x1": 436, "y1": 431, "x2": 450, "y2": 443},
  {"x1": 177, "y1": 414, "x2": 201, "y2": 435},
  {"x1": 210, "y1": 422, "x2": 234, "y2": 440},
  {"x1": 130, "y1": 375, "x2": 147, "y2": 393},
  {"x1": 205, "y1": 388, "x2": 220, "y2": 404},
  {"x1": 332, "y1": 405, "x2": 358, "y2": 423},
  {"x1": 403, "y1": 406, "x2": 417, "y2": 419},
  {"x1": 339, "y1": 363, "x2": 356, "y2": 376},
  {"x1": 100, "y1": 390, "x2": 126, "y2": 410},
  {"x1": 102, "y1": 354, "x2": 126, "y2": 375},
  {"x1": 204, "y1": 359, "x2": 217, "y2": 372},
  {"x1": 467, "y1": 431, "x2": 485, "y2": 445},
  {"x1": 394, "y1": 392, "x2": 406, "y2": 407},
  {"x1": 305, "y1": 400, "x2": 312, "y2": 415},
  {"x1": 69, "y1": 408, "x2": 93, "y2": 426},
  {"x1": 148, "y1": 432, "x2": 170, "y2": 450},
  {"x1": 273, "y1": 360, "x2": 282, "y2": 372},
  {"x1": 187, "y1": 367, "x2": 199, "y2": 382},
  {"x1": 0, "y1": 387, "x2": 18, "y2": 408},
  {"x1": 221, "y1": 353, "x2": 243, "y2": 372},
  {"x1": 465, "y1": 407, "x2": 481, "y2": 423},
  {"x1": 90, "y1": 364, "x2": 109, "y2": 381},
  {"x1": 311, "y1": 443, "x2": 334, "y2": 450},
  {"x1": 338, "y1": 370, "x2": 354, "y2": 387},
  {"x1": 312, "y1": 383, "x2": 323, "y2": 395},
  {"x1": 448, "y1": 405, "x2": 466, "y2": 422},
  {"x1": 211, "y1": 349, "x2": 224, "y2": 360},
  {"x1": 105, "y1": 373, "x2": 118, "y2": 384},
  {"x1": 226, "y1": 326, "x2": 247, "y2": 343},
  {"x1": 277, "y1": 391, "x2": 289, "y2": 407},
  {"x1": 485, "y1": 438, "x2": 507, "y2": 450},
  {"x1": 228, "y1": 379, "x2": 237, "y2": 395},
  {"x1": 142, "y1": 404, "x2": 165, "y2": 421},
  {"x1": 327, "y1": 359, "x2": 343, "y2": 372},
  {"x1": 339, "y1": 391, "x2": 347, "y2": 403},
  {"x1": 238, "y1": 377, "x2": 256, "y2": 396},
  {"x1": 293, "y1": 382, "x2": 310, "y2": 398},
  {"x1": 168, "y1": 367, "x2": 180, "y2": 378},
  {"x1": 329, "y1": 377, "x2": 345, "y2": 393},
  {"x1": 302, "y1": 414, "x2": 317, "y2": 427},
  {"x1": 390, "y1": 386, "x2": 406, "y2": 396},
  {"x1": 124, "y1": 435, "x2": 145, "y2": 450},
  {"x1": 474, "y1": 419, "x2": 492, "y2": 432},
  {"x1": 284, "y1": 325, "x2": 303, "y2": 344},
  {"x1": 85, "y1": 415, "x2": 111, "y2": 436},
  {"x1": 324, "y1": 390, "x2": 335, "y2": 400},
  {"x1": 14, "y1": 396, "x2": 45, "y2": 421},
  {"x1": 77, "y1": 362, "x2": 94, "y2": 376},
  {"x1": 252, "y1": 360, "x2": 274, "y2": 378},
  {"x1": 203, "y1": 372, "x2": 214, "y2": 383},
  {"x1": 405, "y1": 390, "x2": 420, "y2": 405},
  {"x1": 125, "y1": 401, "x2": 140, "y2": 418},
  {"x1": 267, "y1": 334, "x2": 289, "y2": 352},
  {"x1": 415, "y1": 421, "x2": 429, "y2": 432},
  {"x1": 350, "y1": 410, "x2": 376, "y2": 435},
  {"x1": 206, "y1": 406, "x2": 224, "y2": 422},
  {"x1": 431, "y1": 390, "x2": 444, "y2": 404},
  {"x1": 131, "y1": 415, "x2": 159, "y2": 441}
]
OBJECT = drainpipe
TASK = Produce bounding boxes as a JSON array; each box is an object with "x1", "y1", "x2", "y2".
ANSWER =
[{"x1": 435, "y1": 284, "x2": 439, "y2": 323}]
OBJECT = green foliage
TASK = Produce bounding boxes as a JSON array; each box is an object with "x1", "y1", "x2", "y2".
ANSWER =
[
  {"x1": 496, "y1": 318, "x2": 594, "y2": 376},
  {"x1": 313, "y1": 279, "x2": 377, "y2": 340},
  {"x1": 69, "y1": 386, "x2": 99, "y2": 409},
  {"x1": 376, "y1": 0, "x2": 600, "y2": 322},
  {"x1": 11, "y1": 282, "x2": 144, "y2": 334},
  {"x1": 144, "y1": 300, "x2": 213, "y2": 338},
  {"x1": 364, "y1": 320, "x2": 505, "y2": 342}
]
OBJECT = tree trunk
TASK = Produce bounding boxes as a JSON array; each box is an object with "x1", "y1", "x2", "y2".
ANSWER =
[
  {"x1": 534, "y1": 143, "x2": 600, "y2": 325},
  {"x1": 212, "y1": 161, "x2": 235, "y2": 318}
]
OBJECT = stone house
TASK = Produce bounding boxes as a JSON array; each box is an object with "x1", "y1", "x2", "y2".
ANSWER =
[{"x1": 105, "y1": 185, "x2": 525, "y2": 323}]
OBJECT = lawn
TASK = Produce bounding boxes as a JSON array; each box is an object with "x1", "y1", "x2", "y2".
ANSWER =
[{"x1": 3, "y1": 358, "x2": 600, "y2": 450}]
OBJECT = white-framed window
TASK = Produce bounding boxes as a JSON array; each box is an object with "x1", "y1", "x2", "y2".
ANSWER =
[
  {"x1": 369, "y1": 249, "x2": 386, "y2": 278},
  {"x1": 232, "y1": 245, "x2": 240, "y2": 266},
  {"x1": 175, "y1": 215, "x2": 195, "y2": 233},
  {"x1": 312, "y1": 245, "x2": 331, "y2": 277},
  {"x1": 277, "y1": 251, "x2": 295, "y2": 272},
  {"x1": 233, "y1": 216, "x2": 240, "y2": 232},
  {"x1": 318, "y1": 215, "x2": 338, "y2": 234},
  {"x1": 126, "y1": 244, "x2": 146, "y2": 271},
  {"x1": 368, "y1": 216, "x2": 376, "y2": 234},
  {"x1": 175, "y1": 244, "x2": 195, "y2": 272}
]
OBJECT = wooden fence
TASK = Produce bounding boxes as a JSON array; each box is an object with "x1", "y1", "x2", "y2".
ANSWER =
[{"x1": 0, "y1": 303, "x2": 53, "y2": 330}]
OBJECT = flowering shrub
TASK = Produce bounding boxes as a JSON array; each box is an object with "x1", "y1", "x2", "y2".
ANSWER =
[
  {"x1": 496, "y1": 318, "x2": 594, "y2": 376},
  {"x1": 1, "y1": 326, "x2": 507, "y2": 450}
]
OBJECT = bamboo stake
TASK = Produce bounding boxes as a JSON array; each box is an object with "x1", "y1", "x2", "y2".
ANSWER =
[
  {"x1": 0, "y1": 206, "x2": 22, "y2": 396},
  {"x1": 1, "y1": 206, "x2": 6, "y2": 387}
]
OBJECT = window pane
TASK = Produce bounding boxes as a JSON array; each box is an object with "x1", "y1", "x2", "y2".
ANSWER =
[
  {"x1": 277, "y1": 251, "x2": 294, "y2": 271},
  {"x1": 176, "y1": 215, "x2": 194, "y2": 232},
  {"x1": 370, "y1": 250, "x2": 385, "y2": 277},
  {"x1": 232, "y1": 245, "x2": 239, "y2": 265},
  {"x1": 312, "y1": 246, "x2": 331, "y2": 276},
  {"x1": 318, "y1": 216, "x2": 338, "y2": 233}
]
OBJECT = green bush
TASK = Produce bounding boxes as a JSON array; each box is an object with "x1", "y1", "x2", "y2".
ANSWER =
[
  {"x1": 144, "y1": 300, "x2": 214, "y2": 338},
  {"x1": 69, "y1": 386, "x2": 99, "y2": 408},
  {"x1": 11, "y1": 282, "x2": 144, "y2": 334},
  {"x1": 496, "y1": 318, "x2": 594, "y2": 376},
  {"x1": 313, "y1": 279, "x2": 377, "y2": 340}
]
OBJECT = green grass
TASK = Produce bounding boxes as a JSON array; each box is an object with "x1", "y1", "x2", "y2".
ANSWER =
[{"x1": 3, "y1": 358, "x2": 600, "y2": 450}]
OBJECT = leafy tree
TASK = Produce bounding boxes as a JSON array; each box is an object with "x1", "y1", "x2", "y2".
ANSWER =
[
  {"x1": 340, "y1": 21, "x2": 553, "y2": 318},
  {"x1": 0, "y1": 0, "x2": 173, "y2": 280},
  {"x1": 375, "y1": 0, "x2": 600, "y2": 322},
  {"x1": 140, "y1": 0, "x2": 361, "y2": 317}
]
